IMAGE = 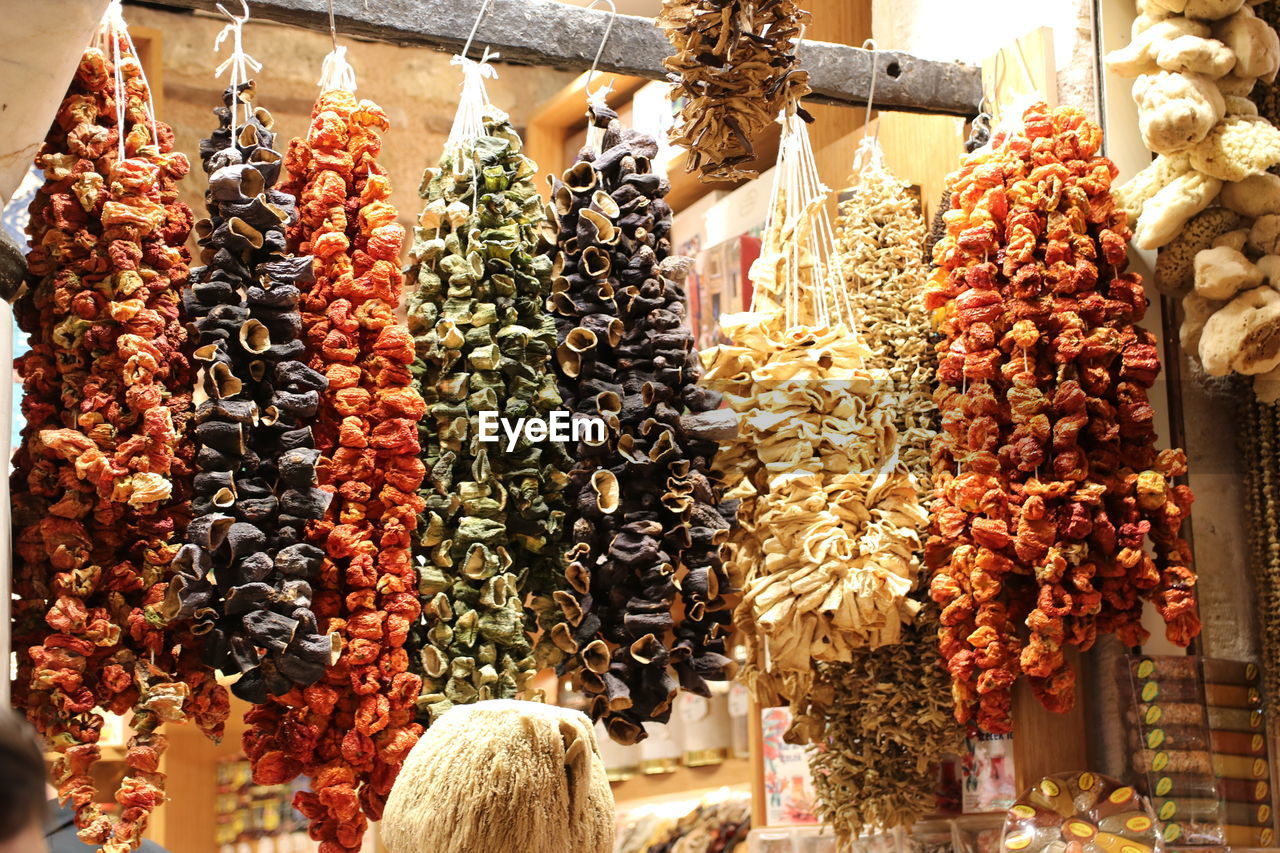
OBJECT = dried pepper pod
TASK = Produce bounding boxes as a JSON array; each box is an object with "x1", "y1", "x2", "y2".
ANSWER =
[
  {"x1": 544, "y1": 105, "x2": 737, "y2": 746},
  {"x1": 241, "y1": 68, "x2": 426, "y2": 853},
  {"x1": 927, "y1": 103, "x2": 1198, "y2": 734},
  {"x1": 656, "y1": 0, "x2": 812, "y2": 182},
  {"x1": 404, "y1": 106, "x2": 570, "y2": 725},
  {"x1": 164, "y1": 80, "x2": 337, "y2": 704},
  {"x1": 701, "y1": 111, "x2": 925, "y2": 711},
  {"x1": 11, "y1": 16, "x2": 228, "y2": 850},
  {"x1": 785, "y1": 141, "x2": 962, "y2": 842}
]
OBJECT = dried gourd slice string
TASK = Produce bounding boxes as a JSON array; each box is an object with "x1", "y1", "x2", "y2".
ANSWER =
[
  {"x1": 404, "y1": 13, "x2": 569, "y2": 726},
  {"x1": 790, "y1": 135, "x2": 963, "y2": 842},
  {"x1": 704, "y1": 100, "x2": 922, "y2": 711}
]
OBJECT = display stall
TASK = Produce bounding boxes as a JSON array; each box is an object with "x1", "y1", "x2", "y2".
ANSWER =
[{"x1": 1, "y1": 0, "x2": 1278, "y2": 852}]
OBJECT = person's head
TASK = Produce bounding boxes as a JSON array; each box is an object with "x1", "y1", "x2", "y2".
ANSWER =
[{"x1": 0, "y1": 708, "x2": 49, "y2": 853}]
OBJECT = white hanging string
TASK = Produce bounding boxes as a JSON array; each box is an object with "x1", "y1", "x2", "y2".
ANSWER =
[
  {"x1": 318, "y1": 45, "x2": 358, "y2": 93},
  {"x1": 447, "y1": 48, "x2": 500, "y2": 148},
  {"x1": 582, "y1": 0, "x2": 618, "y2": 155},
  {"x1": 214, "y1": 0, "x2": 262, "y2": 147},
  {"x1": 753, "y1": 107, "x2": 851, "y2": 333},
  {"x1": 861, "y1": 39, "x2": 882, "y2": 142},
  {"x1": 101, "y1": 1, "x2": 160, "y2": 160},
  {"x1": 318, "y1": 0, "x2": 357, "y2": 92},
  {"x1": 448, "y1": 0, "x2": 500, "y2": 212}
]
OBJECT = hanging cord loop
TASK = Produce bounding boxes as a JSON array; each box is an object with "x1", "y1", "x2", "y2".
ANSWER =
[
  {"x1": 861, "y1": 38, "x2": 881, "y2": 142},
  {"x1": 214, "y1": 0, "x2": 262, "y2": 148},
  {"x1": 318, "y1": 0, "x2": 357, "y2": 91},
  {"x1": 100, "y1": 1, "x2": 161, "y2": 161},
  {"x1": 583, "y1": 0, "x2": 618, "y2": 109},
  {"x1": 583, "y1": 0, "x2": 618, "y2": 155},
  {"x1": 449, "y1": 0, "x2": 502, "y2": 211}
]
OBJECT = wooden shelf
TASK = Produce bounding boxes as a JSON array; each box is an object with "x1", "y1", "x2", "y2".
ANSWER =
[{"x1": 610, "y1": 757, "x2": 752, "y2": 803}]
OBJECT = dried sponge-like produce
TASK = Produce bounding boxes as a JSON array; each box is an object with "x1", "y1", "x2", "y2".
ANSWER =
[{"x1": 381, "y1": 700, "x2": 615, "y2": 853}]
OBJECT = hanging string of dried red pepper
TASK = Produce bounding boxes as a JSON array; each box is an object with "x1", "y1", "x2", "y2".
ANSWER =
[
  {"x1": 927, "y1": 102, "x2": 1198, "y2": 734},
  {"x1": 12, "y1": 8, "x2": 228, "y2": 850},
  {"x1": 240, "y1": 52, "x2": 425, "y2": 853}
]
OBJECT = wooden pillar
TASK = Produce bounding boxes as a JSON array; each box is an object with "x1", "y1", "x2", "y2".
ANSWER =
[
  {"x1": 1011, "y1": 650, "x2": 1092, "y2": 790},
  {"x1": 804, "y1": 0, "x2": 873, "y2": 197}
]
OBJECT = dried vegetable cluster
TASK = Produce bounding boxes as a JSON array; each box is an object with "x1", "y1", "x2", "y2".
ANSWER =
[
  {"x1": 546, "y1": 105, "x2": 737, "y2": 746},
  {"x1": 242, "y1": 86, "x2": 426, "y2": 853},
  {"x1": 787, "y1": 143, "x2": 962, "y2": 840},
  {"x1": 1238, "y1": 394, "x2": 1280, "y2": 704},
  {"x1": 1106, "y1": 0, "x2": 1280, "y2": 397},
  {"x1": 702, "y1": 118, "x2": 924, "y2": 712},
  {"x1": 656, "y1": 0, "x2": 812, "y2": 182},
  {"x1": 404, "y1": 107, "x2": 569, "y2": 725},
  {"x1": 166, "y1": 81, "x2": 337, "y2": 704},
  {"x1": 12, "y1": 35, "x2": 228, "y2": 850},
  {"x1": 927, "y1": 102, "x2": 1199, "y2": 734}
]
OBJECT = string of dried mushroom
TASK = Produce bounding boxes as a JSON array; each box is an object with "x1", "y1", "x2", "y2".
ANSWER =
[
  {"x1": 405, "y1": 106, "x2": 570, "y2": 726},
  {"x1": 656, "y1": 0, "x2": 812, "y2": 182},
  {"x1": 702, "y1": 111, "x2": 923, "y2": 711},
  {"x1": 927, "y1": 102, "x2": 1199, "y2": 734},
  {"x1": 243, "y1": 69, "x2": 426, "y2": 853},
  {"x1": 166, "y1": 81, "x2": 337, "y2": 705},
  {"x1": 788, "y1": 139, "x2": 962, "y2": 840},
  {"x1": 12, "y1": 19, "x2": 228, "y2": 850},
  {"x1": 545, "y1": 104, "x2": 737, "y2": 746}
]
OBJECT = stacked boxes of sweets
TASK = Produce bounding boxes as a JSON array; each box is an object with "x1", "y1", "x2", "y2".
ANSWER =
[
  {"x1": 1124, "y1": 656, "x2": 1277, "y2": 849},
  {"x1": 1201, "y1": 659, "x2": 1274, "y2": 848},
  {"x1": 213, "y1": 755, "x2": 299, "y2": 848},
  {"x1": 1124, "y1": 656, "x2": 1225, "y2": 848}
]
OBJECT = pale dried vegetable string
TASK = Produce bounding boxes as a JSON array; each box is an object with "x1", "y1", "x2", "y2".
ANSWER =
[{"x1": 791, "y1": 138, "x2": 961, "y2": 844}]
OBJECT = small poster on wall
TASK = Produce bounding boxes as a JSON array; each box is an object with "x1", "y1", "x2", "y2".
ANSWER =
[
  {"x1": 760, "y1": 706, "x2": 820, "y2": 826},
  {"x1": 962, "y1": 732, "x2": 1017, "y2": 813}
]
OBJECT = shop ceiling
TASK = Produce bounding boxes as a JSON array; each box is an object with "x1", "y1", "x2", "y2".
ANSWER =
[{"x1": 150, "y1": 0, "x2": 984, "y2": 117}]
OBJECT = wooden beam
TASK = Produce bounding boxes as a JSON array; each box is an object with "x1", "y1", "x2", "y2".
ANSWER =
[{"x1": 147, "y1": 0, "x2": 983, "y2": 117}]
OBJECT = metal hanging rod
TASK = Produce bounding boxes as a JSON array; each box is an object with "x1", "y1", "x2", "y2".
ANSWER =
[{"x1": 151, "y1": 0, "x2": 984, "y2": 118}]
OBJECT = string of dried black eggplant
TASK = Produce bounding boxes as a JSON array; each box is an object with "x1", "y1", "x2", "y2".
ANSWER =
[
  {"x1": 166, "y1": 81, "x2": 336, "y2": 702},
  {"x1": 546, "y1": 104, "x2": 738, "y2": 745}
]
